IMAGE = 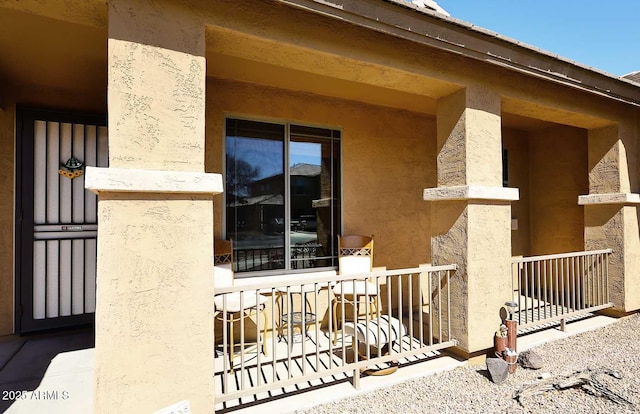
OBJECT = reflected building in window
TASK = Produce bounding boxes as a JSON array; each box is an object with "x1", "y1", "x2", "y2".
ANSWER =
[{"x1": 225, "y1": 118, "x2": 341, "y2": 275}]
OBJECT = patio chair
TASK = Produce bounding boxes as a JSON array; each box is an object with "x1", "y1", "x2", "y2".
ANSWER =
[
  {"x1": 343, "y1": 314, "x2": 407, "y2": 376},
  {"x1": 213, "y1": 239, "x2": 268, "y2": 372},
  {"x1": 332, "y1": 234, "x2": 378, "y2": 345}
]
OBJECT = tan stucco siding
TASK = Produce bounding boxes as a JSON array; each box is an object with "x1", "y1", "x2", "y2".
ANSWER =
[
  {"x1": 584, "y1": 205, "x2": 632, "y2": 310},
  {"x1": 93, "y1": 194, "x2": 215, "y2": 413},
  {"x1": 587, "y1": 122, "x2": 639, "y2": 195},
  {"x1": 107, "y1": 0, "x2": 206, "y2": 172},
  {"x1": 529, "y1": 126, "x2": 588, "y2": 255},
  {"x1": 618, "y1": 118, "x2": 638, "y2": 193},
  {"x1": 622, "y1": 206, "x2": 640, "y2": 310},
  {"x1": 503, "y1": 128, "x2": 531, "y2": 257},
  {"x1": 91, "y1": 2, "x2": 215, "y2": 411},
  {"x1": 205, "y1": 78, "x2": 436, "y2": 270},
  {"x1": 436, "y1": 86, "x2": 502, "y2": 187},
  {"x1": 466, "y1": 202, "x2": 512, "y2": 351}
]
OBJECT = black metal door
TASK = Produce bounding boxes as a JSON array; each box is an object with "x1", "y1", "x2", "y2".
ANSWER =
[{"x1": 16, "y1": 108, "x2": 107, "y2": 333}]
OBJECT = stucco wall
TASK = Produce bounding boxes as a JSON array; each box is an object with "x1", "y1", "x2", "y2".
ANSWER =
[
  {"x1": 502, "y1": 127, "x2": 531, "y2": 257},
  {"x1": 623, "y1": 207, "x2": 640, "y2": 310},
  {"x1": 91, "y1": 1, "x2": 216, "y2": 412},
  {"x1": 93, "y1": 194, "x2": 215, "y2": 413},
  {"x1": 429, "y1": 86, "x2": 514, "y2": 354},
  {"x1": 107, "y1": 0, "x2": 205, "y2": 172},
  {"x1": 529, "y1": 125, "x2": 588, "y2": 255},
  {"x1": 205, "y1": 78, "x2": 436, "y2": 270},
  {"x1": 584, "y1": 114, "x2": 640, "y2": 313},
  {"x1": 0, "y1": 104, "x2": 14, "y2": 335},
  {"x1": 584, "y1": 205, "x2": 640, "y2": 311}
]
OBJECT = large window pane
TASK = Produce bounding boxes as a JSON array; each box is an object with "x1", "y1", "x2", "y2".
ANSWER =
[
  {"x1": 226, "y1": 119, "x2": 341, "y2": 275},
  {"x1": 226, "y1": 119, "x2": 285, "y2": 271},
  {"x1": 289, "y1": 129, "x2": 340, "y2": 269}
]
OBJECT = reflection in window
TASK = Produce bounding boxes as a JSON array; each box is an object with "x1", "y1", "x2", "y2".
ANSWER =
[
  {"x1": 225, "y1": 119, "x2": 341, "y2": 275},
  {"x1": 503, "y1": 149, "x2": 508, "y2": 187}
]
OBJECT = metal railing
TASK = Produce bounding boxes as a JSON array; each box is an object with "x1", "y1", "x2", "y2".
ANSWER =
[
  {"x1": 234, "y1": 245, "x2": 331, "y2": 271},
  {"x1": 511, "y1": 249, "x2": 613, "y2": 330},
  {"x1": 214, "y1": 265, "x2": 457, "y2": 405}
]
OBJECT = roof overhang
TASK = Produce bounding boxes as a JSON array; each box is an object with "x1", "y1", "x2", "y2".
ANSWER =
[{"x1": 276, "y1": 0, "x2": 640, "y2": 107}]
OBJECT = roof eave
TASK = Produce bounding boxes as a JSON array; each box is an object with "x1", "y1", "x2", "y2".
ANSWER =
[{"x1": 277, "y1": 0, "x2": 640, "y2": 106}]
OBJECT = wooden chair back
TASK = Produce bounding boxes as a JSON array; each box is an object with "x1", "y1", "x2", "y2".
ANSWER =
[{"x1": 214, "y1": 239, "x2": 234, "y2": 287}]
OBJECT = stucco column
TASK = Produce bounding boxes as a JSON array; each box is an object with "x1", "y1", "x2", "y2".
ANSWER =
[
  {"x1": 425, "y1": 86, "x2": 518, "y2": 354},
  {"x1": 86, "y1": 1, "x2": 221, "y2": 412},
  {"x1": 580, "y1": 123, "x2": 640, "y2": 313}
]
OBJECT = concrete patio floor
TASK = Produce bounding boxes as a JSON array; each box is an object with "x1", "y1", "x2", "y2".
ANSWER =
[
  {"x1": 0, "y1": 326, "x2": 94, "y2": 414},
  {"x1": 0, "y1": 315, "x2": 617, "y2": 413}
]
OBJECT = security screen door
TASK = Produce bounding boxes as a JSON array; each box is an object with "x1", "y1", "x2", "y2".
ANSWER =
[{"x1": 17, "y1": 109, "x2": 108, "y2": 333}]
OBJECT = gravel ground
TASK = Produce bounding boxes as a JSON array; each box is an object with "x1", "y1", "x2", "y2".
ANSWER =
[{"x1": 295, "y1": 314, "x2": 640, "y2": 414}]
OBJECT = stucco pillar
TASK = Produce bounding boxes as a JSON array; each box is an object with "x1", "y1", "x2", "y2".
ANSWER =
[
  {"x1": 425, "y1": 86, "x2": 518, "y2": 354},
  {"x1": 86, "y1": 1, "x2": 222, "y2": 412},
  {"x1": 580, "y1": 123, "x2": 640, "y2": 312}
]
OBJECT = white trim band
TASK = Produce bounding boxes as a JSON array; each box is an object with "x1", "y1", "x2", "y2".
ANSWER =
[
  {"x1": 423, "y1": 185, "x2": 519, "y2": 201},
  {"x1": 578, "y1": 193, "x2": 640, "y2": 205},
  {"x1": 85, "y1": 166, "x2": 224, "y2": 195}
]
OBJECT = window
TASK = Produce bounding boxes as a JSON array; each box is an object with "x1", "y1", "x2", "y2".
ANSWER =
[
  {"x1": 225, "y1": 118, "x2": 341, "y2": 275},
  {"x1": 502, "y1": 149, "x2": 508, "y2": 187}
]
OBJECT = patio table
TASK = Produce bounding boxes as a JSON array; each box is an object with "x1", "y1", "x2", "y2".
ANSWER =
[{"x1": 276, "y1": 284, "x2": 320, "y2": 343}]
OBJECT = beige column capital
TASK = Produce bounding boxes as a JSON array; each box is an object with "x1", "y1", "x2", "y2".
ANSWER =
[
  {"x1": 423, "y1": 185, "x2": 519, "y2": 202},
  {"x1": 578, "y1": 192, "x2": 640, "y2": 205},
  {"x1": 85, "y1": 166, "x2": 223, "y2": 195}
]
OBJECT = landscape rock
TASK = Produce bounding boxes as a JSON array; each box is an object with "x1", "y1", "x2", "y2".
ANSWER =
[
  {"x1": 519, "y1": 350, "x2": 544, "y2": 370},
  {"x1": 487, "y1": 356, "x2": 509, "y2": 384},
  {"x1": 297, "y1": 315, "x2": 640, "y2": 414}
]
